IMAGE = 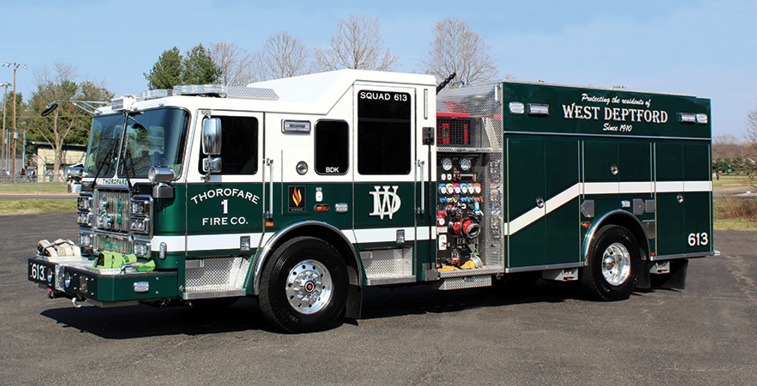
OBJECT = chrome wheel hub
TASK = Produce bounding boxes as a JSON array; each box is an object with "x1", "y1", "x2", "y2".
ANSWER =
[
  {"x1": 601, "y1": 242, "x2": 631, "y2": 286},
  {"x1": 285, "y1": 259, "x2": 333, "y2": 315}
]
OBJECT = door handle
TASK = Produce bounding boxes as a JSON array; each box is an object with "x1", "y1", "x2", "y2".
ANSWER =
[
  {"x1": 264, "y1": 158, "x2": 274, "y2": 218},
  {"x1": 417, "y1": 160, "x2": 425, "y2": 214}
]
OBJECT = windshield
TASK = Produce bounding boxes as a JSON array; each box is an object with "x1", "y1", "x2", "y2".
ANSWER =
[
  {"x1": 119, "y1": 108, "x2": 190, "y2": 178},
  {"x1": 83, "y1": 114, "x2": 124, "y2": 177}
]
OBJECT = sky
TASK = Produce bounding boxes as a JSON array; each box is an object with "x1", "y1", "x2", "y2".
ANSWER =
[{"x1": 1, "y1": 0, "x2": 755, "y2": 138}]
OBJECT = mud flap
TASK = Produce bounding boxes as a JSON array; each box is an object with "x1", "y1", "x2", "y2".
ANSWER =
[
  {"x1": 637, "y1": 263, "x2": 651, "y2": 290},
  {"x1": 344, "y1": 284, "x2": 362, "y2": 319},
  {"x1": 657, "y1": 259, "x2": 688, "y2": 290}
]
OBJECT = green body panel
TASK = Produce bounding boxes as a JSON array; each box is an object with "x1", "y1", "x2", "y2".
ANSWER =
[
  {"x1": 153, "y1": 188, "x2": 187, "y2": 235},
  {"x1": 619, "y1": 142, "x2": 652, "y2": 183},
  {"x1": 506, "y1": 136, "x2": 581, "y2": 268},
  {"x1": 502, "y1": 81, "x2": 711, "y2": 139},
  {"x1": 502, "y1": 80, "x2": 711, "y2": 271},
  {"x1": 185, "y1": 183, "x2": 265, "y2": 234},
  {"x1": 584, "y1": 140, "x2": 619, "y2": 186},
  {"x1": 507, "y1": 137, "x2": 546, "y2": 267},
  {"x1": 545, "y1": 139, "x2": 580, "y2": 265},
  {"x1": 352, "y1": 182, "x2": 416, "y2": 229}
]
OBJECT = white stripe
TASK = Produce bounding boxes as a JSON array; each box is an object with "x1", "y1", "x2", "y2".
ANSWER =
[
  {"x1": 354, "y1": 227, "x2": 414, "y2": 243},
  {"x1": 619, "y1": 181, "x2": 654, "y2": 194},
  {"x1": 684, "y1": 180, "x2": 712, "y2": 192},
  {"x1": 150, "y1": 235, "x2": 184, "y2": 252},
  {"x1": 507, "y1": 206, "x2": 545, "y2": 235},
  {"x1": 506, "y1": 179, "x2": 711, "y2": 236},
  {"x1": 546, "y1": 184, "x2": 580, "y2": 214},
  {"x1": 656, "y1": 181, "x2": 684, "y2": 193},
  {"x1": 584, "y1": 182, "x2": 618, "y2": 195},
  {"x1": 153, "y1": 225, "x2": 435, "y2": 253}
]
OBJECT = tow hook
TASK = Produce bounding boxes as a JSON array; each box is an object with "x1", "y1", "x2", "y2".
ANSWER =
[
  {"x1": 72, "y1": 297, "x2": 85, "y2": 308},
  {"x1": 47, "y1": 288, "x2": 70, "y2": 300}
]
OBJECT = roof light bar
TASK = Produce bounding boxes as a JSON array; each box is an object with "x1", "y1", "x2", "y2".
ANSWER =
[{"x1": 111, "y1": 96, "x2": 136, "y2": 112}]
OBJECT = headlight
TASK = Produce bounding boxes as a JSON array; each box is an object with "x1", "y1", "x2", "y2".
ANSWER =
[
  {"x1": 130, "y1": 218, "x2": 150, "y2": 234},
  {"x1": 80, "y1": 232, "x2": 92, "y2": 247},
  {"x1": 78, "y1": 212, "x2": 92, "y2": 227},
  {"x1": 131, "y1": 199, "x2": 150, "y2": 216},
  {"x1": 133, "y1": 242, "x2": 151, "y2": 258},
  {"x1": 77, "y1": 196, "x2": 92, "y2": 211}
]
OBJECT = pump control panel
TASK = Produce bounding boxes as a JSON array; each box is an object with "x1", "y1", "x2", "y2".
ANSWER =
[{"x1": 436, "y1": 154, "x2": 486, "y2": 268}]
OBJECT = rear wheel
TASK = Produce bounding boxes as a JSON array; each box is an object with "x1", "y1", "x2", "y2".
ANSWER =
[
  {"x1": 580, "y1": 225, "x2": 641, "y2": 301},
  {"x1": 258, "y1": 237, "x2": 347, "y2": 333}
]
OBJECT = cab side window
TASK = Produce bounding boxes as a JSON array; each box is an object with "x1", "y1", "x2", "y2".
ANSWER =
[
  {"x1": 357, "y1": 90, "x2": 411, "y2": 175},
  {"x1": 315, "y1": 120, "x2": 349, "y2": 175},
  {"x1": 199, "y1": 116, "x2": 258, "y2": 174}
]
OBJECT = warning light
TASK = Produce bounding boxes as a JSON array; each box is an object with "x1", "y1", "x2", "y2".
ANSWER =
[
  {"x1": 581, "y1": 222, "x2": 591, "y2": 228},
  {"x1": 315, "y1": 205, "x2": 330, "y2": 212}
]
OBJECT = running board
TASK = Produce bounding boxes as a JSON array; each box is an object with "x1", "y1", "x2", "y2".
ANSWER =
[{"x1": 436, "y1": 275, "x2": 492, "y2": 290}]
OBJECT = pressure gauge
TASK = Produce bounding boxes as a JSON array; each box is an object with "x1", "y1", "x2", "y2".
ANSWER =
[
  {"x1": 441, "y1": 157, "x2": 453, "y2": 171},
  {"x1": 459, "y1": 157, "x2": 472, "y2": 171}
]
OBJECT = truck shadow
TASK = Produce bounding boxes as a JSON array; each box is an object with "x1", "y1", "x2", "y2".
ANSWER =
[
  {"x1": 41, "y1": 279, "x2": 588, "y2": 338},
  {"x1": 41, "y1": 297, "x2": 269, "y2": 339},
  {"x1": 359, "y1": 279, "x2": 579, "y2": 320}
]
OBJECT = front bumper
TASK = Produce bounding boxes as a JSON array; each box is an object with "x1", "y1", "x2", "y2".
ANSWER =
[{"x1": 28, "y1": 256, "x2": 177, "y2": 304}]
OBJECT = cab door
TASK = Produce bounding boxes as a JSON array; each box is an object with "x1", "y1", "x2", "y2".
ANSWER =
[
  {"x1": 186, "y1": 111, "x2": 265, "y2": 257},
  {"x1": 352, "y1": 86, "x2": 422, "y2": 283}
]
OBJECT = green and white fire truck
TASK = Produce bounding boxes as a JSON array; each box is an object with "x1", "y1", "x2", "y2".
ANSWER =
[{"x1": 28, "y1": 70, "x2": 713, "y2": 332}]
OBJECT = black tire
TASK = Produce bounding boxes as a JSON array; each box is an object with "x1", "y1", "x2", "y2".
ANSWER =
[
  {"x1": 258, "y1": 236, "x2": 348, "y2": 333},
  {"x1": 580, "y1": 225, "x2": 641, "y2": 301}
]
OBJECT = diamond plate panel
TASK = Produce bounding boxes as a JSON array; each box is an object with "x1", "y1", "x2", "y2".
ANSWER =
[
  {"x1": 185, "y1": 256, "x2": 250, "y2": 292},
  {"x1": 361, "y1": 248, "x2": 413, "y2": 280}
]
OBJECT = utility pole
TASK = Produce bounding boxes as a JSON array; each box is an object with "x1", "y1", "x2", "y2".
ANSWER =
[
  {"x1": 2, "y1": 62, "x2": 27, "y2": 178},
  {"x1": 0, "y1": 82, "x2": 10, "y2": 171}
]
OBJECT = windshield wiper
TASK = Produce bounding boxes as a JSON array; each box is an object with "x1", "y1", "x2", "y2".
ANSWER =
[{"x1": 90, "y1": 140, "x2": 118, "y2": 191}]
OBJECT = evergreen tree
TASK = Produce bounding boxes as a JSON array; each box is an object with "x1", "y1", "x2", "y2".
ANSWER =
[
  {"x1": 144, "y1": 47, "x2": 183, "y2": 90},
  {"x1": 182, "y1": 44, "x2": 222, "y2": 85}
]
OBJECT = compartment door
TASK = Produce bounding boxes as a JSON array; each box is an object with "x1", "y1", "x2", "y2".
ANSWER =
[{"x1": 507, "y1": 137, "x2": 546, "y2": 268}]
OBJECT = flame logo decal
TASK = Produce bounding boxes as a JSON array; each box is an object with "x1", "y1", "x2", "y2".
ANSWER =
[{"x1": 292, "y1": 188, "x2": 302, "y2": 206}]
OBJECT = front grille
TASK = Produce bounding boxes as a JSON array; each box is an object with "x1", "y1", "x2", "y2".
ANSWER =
[
  {"x1": 92, "y1": 188, "x2": 132, "y2": 254},
  {"x1": 94, "y1": 232, "x2": 132, "y2": 255},
  {"x1": 93, "y1": 189, "x2": 131, "y2": 233}
]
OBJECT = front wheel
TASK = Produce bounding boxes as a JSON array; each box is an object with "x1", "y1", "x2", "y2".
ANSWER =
[
  {"x1": 258, "y1": 237, "x2": 348, "y2": 333},
  {"x1": 580, "y1": 225, "x2": 641, "y2": 301}
]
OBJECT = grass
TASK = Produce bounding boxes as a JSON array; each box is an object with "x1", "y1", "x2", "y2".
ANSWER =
[
  {"x1": 0, "y1": 199, "x2": 77, "y2": 216},
  {"x1": 714, "y1": 198, "x2": 757, "y2": 231},
  {"x1": 712, "y1": 175, "x2": 755, "y2": 189},
  {"x1": 0, "y1": 182, "x2": 69, "y2": 194}
]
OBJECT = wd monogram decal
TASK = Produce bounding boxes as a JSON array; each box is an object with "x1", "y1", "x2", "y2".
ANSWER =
[{"x1": 369, "y1": 186, "x2": 401, "y2": 220}]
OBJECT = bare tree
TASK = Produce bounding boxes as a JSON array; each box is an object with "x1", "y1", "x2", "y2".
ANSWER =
[
  {"x1": 29, "y1": 62, "x2": 113, "y2": 181},
  {"x1": 712, "y1": 133, "x2": 744, "y2": 160},
  {"x1": 209, "y1": 42, "x2": 256, "y2": 86},
  {"x1": 422, "y1": 18, "x2": 500, "y2": 87},
  {"x1": 744, "y1": 109, "x2": 757, "y2": 185},
  {"x1": 315, "y1": 15, "x2": 398, "y2": 71},
  {"x1": 255, "y1": 33, "x2": 311, "y2": 81}
]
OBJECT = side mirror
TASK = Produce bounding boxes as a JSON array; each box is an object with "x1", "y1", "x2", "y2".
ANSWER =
[
  {"x1": 202, "y1": 117, "x2": 222, "y2": 156},
  {"x1": 65, "y1": 165, "x2": 84, "y2": 193},
  {"x1": 148, "y1": 166, "x2": 175, "y2": 199},
  {"x1": 65, "y1": 165, "x2": 84, "y2": 181}
]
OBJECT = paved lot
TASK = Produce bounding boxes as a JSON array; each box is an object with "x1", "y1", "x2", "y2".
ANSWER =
[{"x1": 1, "y1": 212, "x2": 755, "y2": 385}]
